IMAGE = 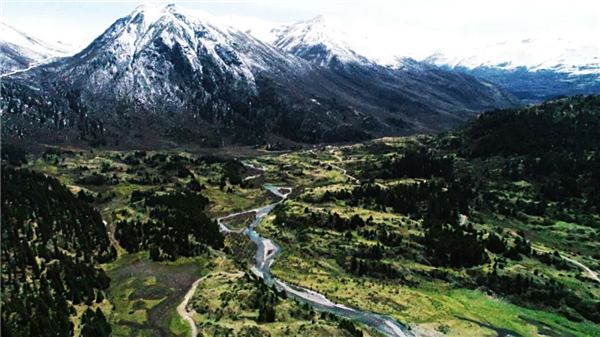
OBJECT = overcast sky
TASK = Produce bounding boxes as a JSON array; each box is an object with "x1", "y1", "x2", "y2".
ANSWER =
[{"x1": 2, "y1": 0, "x2": 599, "y2": 59}]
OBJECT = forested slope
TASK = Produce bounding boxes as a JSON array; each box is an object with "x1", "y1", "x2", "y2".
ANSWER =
[{"x1": 1, "y1": 167, "x2": 116, "y2": 336}]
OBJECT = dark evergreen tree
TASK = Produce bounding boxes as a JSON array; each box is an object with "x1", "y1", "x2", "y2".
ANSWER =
[{"x1": 1, "y1": 167, "x2": 115, "y2": 337}]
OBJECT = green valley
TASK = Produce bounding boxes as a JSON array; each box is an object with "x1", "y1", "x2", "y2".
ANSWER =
[{"x1": 2, "y1": 95, "x2": 599, "y2": 337}]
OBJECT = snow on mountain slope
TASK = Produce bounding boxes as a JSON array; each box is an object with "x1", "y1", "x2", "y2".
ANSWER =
[
  {"x1": 2, "y1": 4, "x2": 517, "y2": 147},
  {"x1": 2, "y1": 4, "x2": 341, "y2": 145},
  {"x1": 271, "y1": 15, "x2": 370, "y2": 66},
  {"x1": 0, "y1": 21, "x2": 75, "y2": 75},
  {"x1": 423, "y1": 37, "x2": 600, "y2": 101},
  {"x1": 267, "y1": 15, "x2": 598, "y2": 102},
  {"x1": 43, "y1": 3, "x2": 306, "y2": 110},
  {"x1": 424, "y1": 37, "x2": 600, "y2": 76},
  {"x1": 268, "y1": 15, "x2": 517, "y2": 117}
]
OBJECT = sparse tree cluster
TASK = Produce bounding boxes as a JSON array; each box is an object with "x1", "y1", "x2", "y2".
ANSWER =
[{"x1": 273, "y1": 207, "x2": 369, "y2": 232}]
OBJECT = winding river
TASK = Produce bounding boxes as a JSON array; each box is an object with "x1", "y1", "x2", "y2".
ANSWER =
[{"x1": 180, "y1": 162, "x2": 416, "y2": 337}]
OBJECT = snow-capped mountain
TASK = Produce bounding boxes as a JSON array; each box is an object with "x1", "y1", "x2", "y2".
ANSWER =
[
  {"x1": 0, "y1": 21, "x2": 75, "y2": 76},
  {"x1": 270, "y1": 16, "x2": 370, "y2": 67},
  {"x1": 1, "y1": 4, "x2": 516, "y2": 147},
  {"x1": 425, "y1": 37, "x2": 600, "y2": 75},
  {"x1": 269, "y1": 16, "x2": 517, "y2": 120},
  {"x1": 267, "y1": 16, "x2": 599, "y2": 102},
  {"x1": 43, "y1": 3, "x2": 311, "y2": 111},
  {"x1": 2, "y1": 4, "x2": 311, "y2": 145},
  {"x1": 424, "y1": 38, "x2": 600, "y2": 101}
]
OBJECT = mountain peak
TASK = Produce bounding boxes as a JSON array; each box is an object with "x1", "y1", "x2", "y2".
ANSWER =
[
  {"x1": 43, "y1": 3, "x2": 310, "y2": 114},
  {"x1": 271, "y1": 15, "x2": 368, "y2": 66},
  {"x1": 303, "y1": 15, "x2": 328, "y2": 25},
  {"x1": 131, "y1": 3, "x2": 179, "y2": 14},
  {"x1": 128, "y1": 3, "x2": 163, "y2": 21},
  {"x1": 1, "y1": 4, "x2": 519, "y2": 147},
  {"x1": 161, "y1": 3, "x2": 187, "y2": 16},
  {"x1": 127, "y1": 3, "x2": 190, "y2": 25}
]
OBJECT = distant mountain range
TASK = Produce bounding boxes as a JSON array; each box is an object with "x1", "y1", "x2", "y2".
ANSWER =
[
  {"x1": 423, "y1": 38, "x2": 600, "y2": 102},
  {"x1": 265, "y1": 17, "x2": 599, "y2": 103},
  {"x1": 3, "y1": 5, "x2": 595, "y2": 148},
  {"x1": 0, "y1": 4, "x2": 518, "y2": 147},
  {"x1": 268, "y1": 15, "x2": 516, "y2": 129},
  {"x1": 0, "y1": 21, "x2": 75, "y2": 76}
]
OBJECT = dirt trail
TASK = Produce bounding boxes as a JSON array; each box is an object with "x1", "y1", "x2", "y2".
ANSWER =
[
  {"x1": 562, "y1": 256, "x2": 600, "y2": 283},
  {"x1": 176, "y1": 276, "x2": 204, "y2": 337}
]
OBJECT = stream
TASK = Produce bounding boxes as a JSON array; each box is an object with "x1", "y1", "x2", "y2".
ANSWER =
[{"x1": 214, "y1": 162, "x2": 416, "y2": 337}]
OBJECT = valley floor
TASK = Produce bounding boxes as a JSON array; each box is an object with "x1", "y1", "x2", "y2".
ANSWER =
[{"x1": 17, "y1": 138, "x2": 600, "y2": 337}]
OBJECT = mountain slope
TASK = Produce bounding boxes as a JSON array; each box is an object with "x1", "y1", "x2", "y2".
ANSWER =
[
  {"x1": 0, "y1": 21, "x2": 74, "y2": 75},
  {"x1": 270, "y1": 16, "x2": 518, "y2": 129},
  {"x1": 451, "y1": 94, "x2": 600, "y2": 158},
  {"x1": 2, "y1": 4, "x2": 320, "y2": 146},
  {"x1": 2, "y1": 5, "x2": 516, "y2": 147},
  {"x1": 424, "y1": 38, "x2": 600, "y2": 102}
]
